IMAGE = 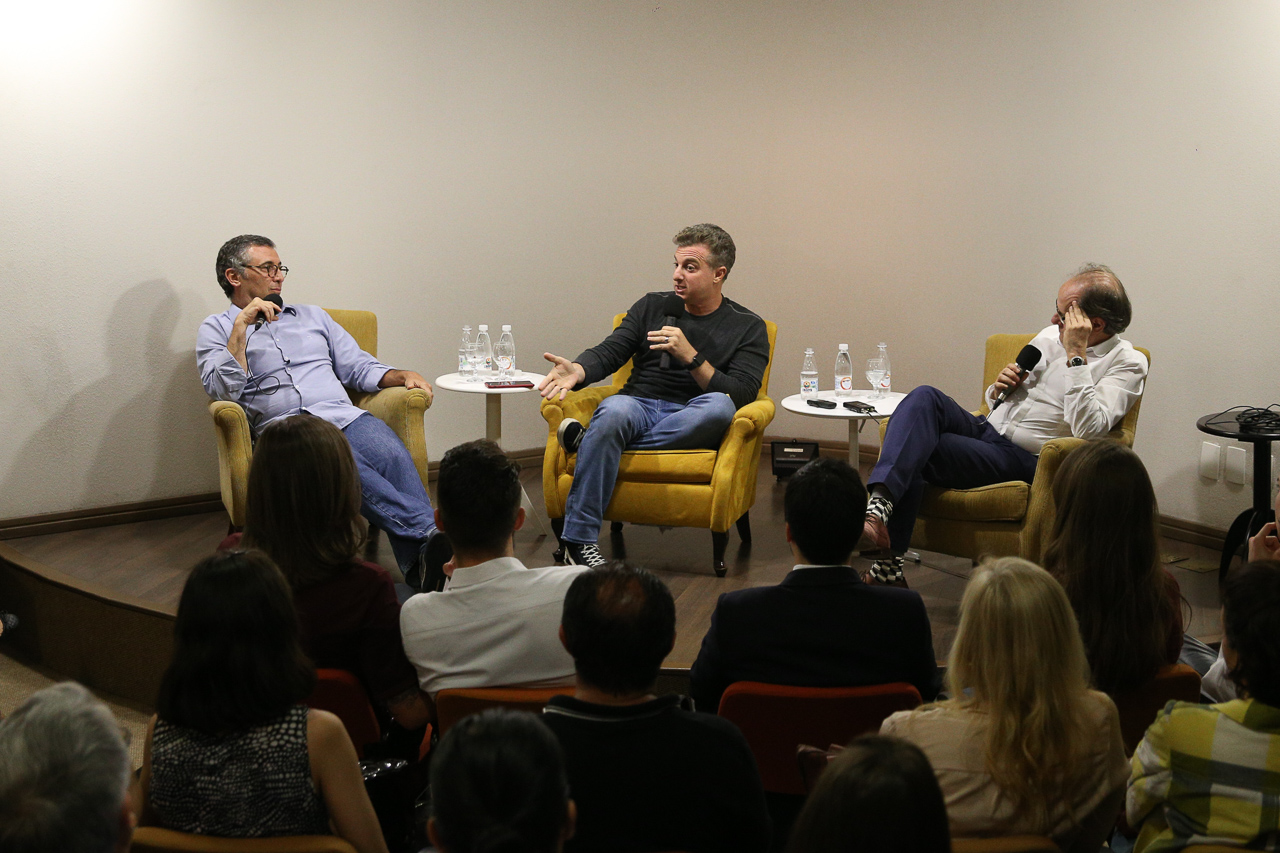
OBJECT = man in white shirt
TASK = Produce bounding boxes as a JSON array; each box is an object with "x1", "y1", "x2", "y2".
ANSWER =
[
  {"x1": 863, "y1": 264, "x2": 1148, "y2": 585},
  {"x1": 400, "y1": 440, "x2": 587, "y2": 700}
]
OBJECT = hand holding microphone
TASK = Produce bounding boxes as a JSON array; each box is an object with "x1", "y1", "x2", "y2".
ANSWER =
[
  {"x1": 990, "y1": 344, "x2": 1042, "y2": 412},
  {"x1": 657, "y1": 292, "x2": 685, "y2": 370},
  {"x1": 252, "y1": 293, "x2": 285, "y2": 329}
]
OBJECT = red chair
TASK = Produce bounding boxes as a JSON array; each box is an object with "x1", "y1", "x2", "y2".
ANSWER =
[
  {"x1": 951, "y1": 838, "x2": 1059, "y2": 853},
  {"x1": 717, "y1": 681, "x2": 922, "y2": 795},
  {"x1": 1112, "y1": 663, "x2": 1202, "y2": 755},
  {"x1": 307, "y1": 669, "x2": 381, "y2": 758},
  {"x1": 434, "y1": 686, "x2": 575, "y2": 736}
]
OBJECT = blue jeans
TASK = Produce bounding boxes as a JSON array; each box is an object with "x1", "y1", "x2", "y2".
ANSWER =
[
  {"x1": 562, "y1": 392, "x2": 738, "y2": 544},
  {"x1": 342, "y1": 413, "x2": 436, "y2": 576},
  {"x1": 869, "y1": 386, "x2": 1038, "y2": 553}
]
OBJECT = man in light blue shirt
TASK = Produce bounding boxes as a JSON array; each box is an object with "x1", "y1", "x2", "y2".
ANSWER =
[{"x1": 197, "y1": 234, "x2": 449, "y2": 586}]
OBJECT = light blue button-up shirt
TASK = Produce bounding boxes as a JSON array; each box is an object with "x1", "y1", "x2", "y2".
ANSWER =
[{"x1": 197, "y1": 303, "x2": 392, "y2": 434}]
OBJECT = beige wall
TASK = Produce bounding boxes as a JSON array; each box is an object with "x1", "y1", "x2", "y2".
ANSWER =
[{"x1": 2, "y1": 1, "x2": 1278, "y2": 530}]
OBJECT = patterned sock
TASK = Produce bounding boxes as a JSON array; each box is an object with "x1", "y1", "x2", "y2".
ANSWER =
[
  {"x1": 869, "y1": 555, "x2": 905, "y2": 583},
  {"x1": 867, "y1": 493, "x2": 894, "y2": 526}
]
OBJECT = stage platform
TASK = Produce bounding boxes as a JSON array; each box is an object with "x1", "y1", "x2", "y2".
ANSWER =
[{"x1": 0, "y1": 465, "x2": 1225, "y2": 707}]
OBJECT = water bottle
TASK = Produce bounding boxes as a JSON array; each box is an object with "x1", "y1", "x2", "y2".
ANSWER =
[
  {"x1": 834, "y1": 344, "x2": 853, "y2": 398},
  {"x1": 876, "y1": 342, "x2": 891, "y2": 395},
  {"x1": 475, "y1": 325, "x2": 494, "y2": 377},
  {"x1": 458, "y1": 325, "x2": 473, "y2": 378},
  {"x1": 495, "y1": 325, "x2": 516, "y2": 379},
  {"x1": 800, "y1": 348, "x2": 819, "y2": 398}
]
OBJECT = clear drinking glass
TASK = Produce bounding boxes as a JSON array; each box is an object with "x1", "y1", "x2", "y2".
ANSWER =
[
  {"x1": 866, "y1": 357, "x2": 887, "y2": 399},
  {"x1": 466, "y1": 341, "x2": 485, "y2": 382}
]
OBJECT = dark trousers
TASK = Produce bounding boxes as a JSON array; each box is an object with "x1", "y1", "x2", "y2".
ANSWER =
[{"x1": 869, "y1": 386, "x2": 1038, "y2": 553}]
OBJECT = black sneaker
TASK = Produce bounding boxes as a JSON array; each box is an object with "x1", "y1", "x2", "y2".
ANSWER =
[
  {"x1": 417, "y1": 529, "x2": 454, "y2": 593},
  {"x1": 564, "y1": 541, "x2": 606, "y2": 568},
  {"x1": 557, "y1": 419, "x2": 585, "y2": 454}
]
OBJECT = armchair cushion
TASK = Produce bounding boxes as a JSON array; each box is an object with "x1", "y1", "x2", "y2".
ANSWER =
[
  {"x1": 918, "y1": 481, "x2": 1031, "y2": 523},
  {"x1": 568, "y1": 449, "x2": 718, "y2": 483}
]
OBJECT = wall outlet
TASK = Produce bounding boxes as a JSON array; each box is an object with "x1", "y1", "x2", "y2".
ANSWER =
[
  {"x1": 1199, "y1": 441, "x2": 1222, "y2": 480},
  {"x1": 1226, "y1": 445, "x2": 1247, "y2": 485}
]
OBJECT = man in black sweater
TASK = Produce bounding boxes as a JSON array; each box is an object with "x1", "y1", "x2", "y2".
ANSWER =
[
  {"x1": 543, "y1": 564, "x2": 770, "y2": 853},
  {"x1": 538, "y1": 224, "x2": 770, "y2": 567}
]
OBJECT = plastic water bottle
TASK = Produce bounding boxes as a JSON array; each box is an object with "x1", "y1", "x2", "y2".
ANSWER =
[
  {"x1": 495, "y1": 325, "x2": 516, "y2": 379},
  {"x1": 458, "y1": 325, "x2": 473, "y2": 378},
  {"x1": 800, "y1": 348, "x2": 819, "y2": 398},
  {"x1": 475, "y1": 325, "x2": 494, "y2": 377},
  {"x1": 835, "y1": 344, "x2": 853, "y2": 397},
  {"x1": 876, "y1": 342, "x2": 891, "y2": 395}
]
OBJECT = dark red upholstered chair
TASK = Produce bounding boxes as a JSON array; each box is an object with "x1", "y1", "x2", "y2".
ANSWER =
[
  {"x1": 434, "y1": 685, "x2": 575, "y2": 736},
  {"x1": 1112, "y1": 663, "x2": 1202, "y2": 755},
  {"x1": 306, "y1": 669, "x2": 381, "y2": 759},
  {"x1": 717, "y1": 681, "x2": 922, "y2": 795}
]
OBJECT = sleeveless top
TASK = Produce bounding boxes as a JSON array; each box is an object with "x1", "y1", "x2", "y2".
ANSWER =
[{"x1": 150, "y1": 704, "x2": 330, "y2": 837}]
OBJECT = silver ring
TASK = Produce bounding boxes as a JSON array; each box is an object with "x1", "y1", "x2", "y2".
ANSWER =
[{"x1": 664, "y1": 336, "x2": 670, "y2": 343}]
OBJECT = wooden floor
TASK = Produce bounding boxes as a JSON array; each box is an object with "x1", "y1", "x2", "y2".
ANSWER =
[{"x1": 5, "y1": 462, "x2": 1227, "y2": 672}]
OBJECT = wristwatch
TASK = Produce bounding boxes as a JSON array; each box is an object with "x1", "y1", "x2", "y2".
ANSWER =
[
  {"x1": 685, "y1": 352, "x2": 706, "y2": 371},
  {"x1": 1067, "y1": 356, "x2": 1086, "y2": 368}
]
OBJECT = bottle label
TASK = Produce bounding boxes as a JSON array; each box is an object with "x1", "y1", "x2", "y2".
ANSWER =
[
  {"x1": 496, "y1": 356, "x2": 513, "y2": 371},
  {"x1": 459, "y1": 354, "x2": 467, "y2": 371},
  {"x1": 801, "y1": 377, "x2": 818, "y2": 394},
  {"x1": 837, "y1": 376, "x2": 852, "y2": 392},
  {"x1": 878, "y1": 373, "x2": 891, "y2": 392}
]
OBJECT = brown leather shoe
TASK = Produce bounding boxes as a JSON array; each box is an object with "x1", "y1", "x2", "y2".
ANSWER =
[{"x1": 863, "y1": 515, "x2": 890, "y2": 550}]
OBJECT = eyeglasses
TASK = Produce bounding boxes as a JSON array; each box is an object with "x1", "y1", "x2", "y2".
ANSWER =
[{"x1": 243, "y1": 262, "x2": 289, "y2": 278}]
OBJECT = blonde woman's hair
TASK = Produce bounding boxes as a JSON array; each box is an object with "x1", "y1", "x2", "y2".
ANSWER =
[{"x1": 944, "y1": 557, "x2": 1094, "y2": 823}]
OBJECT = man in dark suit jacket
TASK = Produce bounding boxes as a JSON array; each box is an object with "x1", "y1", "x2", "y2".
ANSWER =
[{"x1": 689, "y1": 457, "x2": 940, "y2": 713}]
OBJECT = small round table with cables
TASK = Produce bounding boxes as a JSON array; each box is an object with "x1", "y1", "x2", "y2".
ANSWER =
[{"x1": 1197, "y1": 408, "x2": 1280, "y2": 581}]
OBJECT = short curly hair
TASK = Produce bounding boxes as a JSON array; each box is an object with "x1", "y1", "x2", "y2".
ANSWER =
[
  {"x1": 215, "y1": 234, "x2": 275, "y2": 298},
  {"x1": 674, "y1": 224, "x2": 735, "y2": 278},
  {"x1": 1223, "y1": 560, "x2": 1280, "y2": 706}
]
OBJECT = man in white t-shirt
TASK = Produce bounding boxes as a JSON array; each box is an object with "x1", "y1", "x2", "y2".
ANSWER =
[
  {"x1": 863, "y1": 264, "x2": 1148, "y2": 585},
  {"x1": 400, "y1": 440, "x2": 587, "y2": 700}
]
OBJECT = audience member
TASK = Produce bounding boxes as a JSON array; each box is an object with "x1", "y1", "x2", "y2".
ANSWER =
[
  {"x1": 1042, "y1": 440, "x2": 1186, "y2": 694},
  {"x1": 400, "y1": 440, "x2": 586, "y2": 698},
  {"x1": 882, "y1": 557, "x2": 1127, "y2": 853},
  {"x1": 543, "y1": 563, "x2": 770, "y2": 853},
  {"x1": 0, "y1": 609, "x2": 16, "y2": 638},
  {"x1": 0, "y1": 682, "x2": 134, "y2": 853},
  {"x1": 689, "y1": 457, "x2": 938, "y2": 712},
  {"x1": 429, "y1": 709, "x2": 576, "y2": 853},
  {"x1": 786, "y1": 735, "x2": 950, "y2": 853},
  {"x1": 1128, "y1": 559, "x2": 1280, "y2": 852},
  {"x1": 239, "y1": 413, "x2": 428, "y2": 730},
  {"x1": 141, "y1": 550, "x2": 387, "y2": 852}
]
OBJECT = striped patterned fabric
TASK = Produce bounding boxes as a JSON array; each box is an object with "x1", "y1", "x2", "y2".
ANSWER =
[{"x1": 1128, "y1": 698, "x2": 1280, "y2": 852}]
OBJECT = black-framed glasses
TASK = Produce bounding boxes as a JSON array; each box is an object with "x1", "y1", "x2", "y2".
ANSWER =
[{"x1": 244, "y1": 262, "x2": 289, "y2": 278}]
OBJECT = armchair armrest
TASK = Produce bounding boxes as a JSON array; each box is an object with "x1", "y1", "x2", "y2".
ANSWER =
[
  {"x1": 209, "y1": 400, "x2": 253, "y2": 528},
  {"x1": 709, "y1": 397, "x2": 776, "y2": 528},
  {"x1": 1019, "y1": 436, "x2": 1086, "y2": 564},
  {"x1": 354, "y1": 386, "x2": 433, "y2": 490}
]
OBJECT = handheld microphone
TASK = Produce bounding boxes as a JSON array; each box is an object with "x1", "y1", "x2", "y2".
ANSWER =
[
  {"x1": 254, "y1": 293, "x2": 285, "y2": 330},
  {"x1": 990, "y1": 344, "x2": 1042, "y2": 412},
  {"x1": 658, "y1": 292, "x2": 685, "y2": 370}
]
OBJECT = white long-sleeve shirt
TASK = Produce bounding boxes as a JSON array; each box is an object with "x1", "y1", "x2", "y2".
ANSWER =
[{"x1": 984, "y1": 325, "x2": 1148, "y2": 455}]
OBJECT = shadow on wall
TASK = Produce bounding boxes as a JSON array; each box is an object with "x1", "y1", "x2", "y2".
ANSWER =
[{"x1": 1, "y1": 279, "x2": 218, "y2": 520}]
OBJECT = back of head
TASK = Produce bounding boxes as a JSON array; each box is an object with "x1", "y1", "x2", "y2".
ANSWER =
[
  {"x1": 0, "y1": 682, "x2": 131, "y2": 853},
  {"x1": 1044, "y1": 440, "x2": 1173, "y2": 693},
  {"x1": 156, "y1": 550, "x2": 315, "y2": 734},
  {"x1": 430, "y1": 709, "x2": 569, "y2": 853},
  {"x1": 787, "y1": 735, "x2": 950, "y2": 853},
  {"x1": 215, "y1": 234, "x2": 274, "y2": 298},
  {"x1": 561, "y1": 562, "x2": 675, "y2": 696},
  {"x1": 243, "y1": 413, "x2": 365, "y2": 589},
  {"x1": 784, "y1": 457, "x2": 868, "y2": 565},
  {"x1": 1223, "y1": 560, "x2": 1280, "y2": 707},
  {"x1": 946, "y1": 557, "x2": 1091, "y2": 819},
  {"x1": 1072, "y1": 263, "x2": 1131, "y2": 335},
  {"x1": 673, "y1": 223, "x2": 736, "y2": 277},
  {"x1": 437, "y1": 439, "x2": 522, "y2": 553}
]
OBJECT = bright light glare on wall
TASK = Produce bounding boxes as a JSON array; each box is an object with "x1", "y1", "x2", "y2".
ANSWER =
[{"x1": 0, "y1": 1, "x2": 134, "y2": 71}]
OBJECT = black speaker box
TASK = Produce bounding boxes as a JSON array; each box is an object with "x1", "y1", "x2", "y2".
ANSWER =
[{"x1": 771, "y1": 439, "x2": 820, "y2": 479}]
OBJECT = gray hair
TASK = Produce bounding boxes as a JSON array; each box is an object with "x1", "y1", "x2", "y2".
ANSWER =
[
  {"x1": 0, "y1": 682, "x2": 132, "y2": 853},
  {"x1": 215, "y1": 234, "x2": 275, "y2": 298},
  {"x1": 1072, "y1": 263, "x2": 1132, "y2": 335},
  {"x1": 674, "y1": 224, "x2": 736, "y2": 278}
]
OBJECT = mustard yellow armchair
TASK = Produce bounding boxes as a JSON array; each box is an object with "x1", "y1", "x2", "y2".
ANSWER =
[
  {"x1": 879, "y1": 333, "x2": 1149, "y2": 564},
  {"x1": 208, "y1": 309, "x2": 432, "y2": 528},
  {"x1": 540, "y1": 315, "x2": 777, "y2": 576}
]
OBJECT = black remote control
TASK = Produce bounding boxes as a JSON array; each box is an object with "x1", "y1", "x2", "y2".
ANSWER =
[{"x1": 806, "y1": 398, "x2": 837, "y2": 409}]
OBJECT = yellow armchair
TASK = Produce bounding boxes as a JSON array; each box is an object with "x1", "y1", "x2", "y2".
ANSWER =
[
  {"x1": 540, "y1": 315, "x2": 777, "y2": 576},
  {"x1": 878, "y1": 333, "x2": 1149, "y2": 564},
  {"x1": 208, "y1": 308, "x2": 432, "y2": 528}
]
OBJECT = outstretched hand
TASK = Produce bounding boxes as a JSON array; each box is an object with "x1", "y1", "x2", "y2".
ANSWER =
[{"x1": 538, "y1": 353, "x2": 586, "y2": 401}]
